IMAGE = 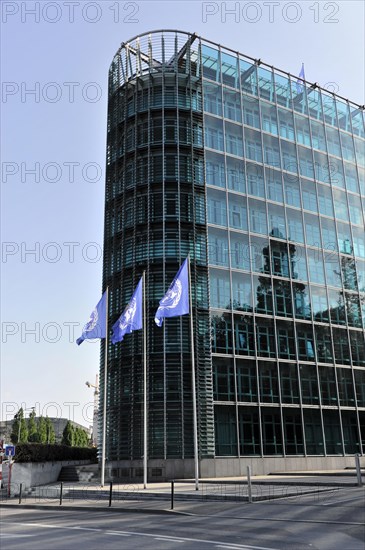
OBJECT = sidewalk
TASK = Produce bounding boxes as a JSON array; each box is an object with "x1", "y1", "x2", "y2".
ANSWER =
[{"x1": 1, "y1": 470, "x2": 363, "y2": 513}]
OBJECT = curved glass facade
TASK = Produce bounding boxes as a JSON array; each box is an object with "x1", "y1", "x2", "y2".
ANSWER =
[{"x1": 103, "y1": 30, "x2": 365, "y2": 470}]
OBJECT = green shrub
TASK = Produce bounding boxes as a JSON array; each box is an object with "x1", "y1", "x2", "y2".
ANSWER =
[{"x1": 14, "y1": 443, "x2": 98, "y2": 463}]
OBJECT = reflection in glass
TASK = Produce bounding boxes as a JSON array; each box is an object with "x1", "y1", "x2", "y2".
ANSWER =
[
  {"x1": 253, "y1": 275, "x2": 273, "y2": 315},
  {"x1": 315, "y1": 325, "x2": 333, "y2": 363},
  {"x1": 276, "y1": 320, "x2": 296, "y2": 360},
  {"x1": 259, "y1": 361, "x2": 279, "y2": 403},
  {"x1": 300, "y1": 365, "x2": 319, "y2": 405},
  {"x1": 332, "y1": 327, "x2": 351, "y2": 365},
  {"x1": 256, "y1": 317, "x2": 276, "y2": 358},
  {"x1": 209, "y1": 268, "x2": 230, "y2": 309},
  {"x1": 231, "y1": 271, "x2": 252, "y2": 311},
  {"x1": 319, "y1": 366, "x2": 337, "y2": 405},
  {"x1": 211, "y1": 312, "x2": 232, "y2": 353},
  {"x1": 293, "y1": 282, "x2": 311, "y2": 319},
  {"x1": 280, "y1": 363, "x2": 300, "y2": 404},
  {"x1": 310, "y1": 286, "x2": 329, "y2": 322},
  {"x1": 236, "y1": 359, "x2": 258, "y2": 402},
  {"x1": 234, "y1": 315, "x2": 255, "y2": 356}
]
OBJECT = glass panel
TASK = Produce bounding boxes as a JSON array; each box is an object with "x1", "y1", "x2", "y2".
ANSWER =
[
  {"x1": 342, "y1": 411, "x2": 361, "y2": 454},
  {"x1": 326, "y1": 125, "x2": 342, "y2": 157},
  {"x1": 202, "y1": 44, "x2": 220, "y2": 82},
  {"x1": 203, "y1": 81, "x2": 223, "y2": 116},
  {"x1": 293, "y1": 282, "x2": 311, "y2": 319},
  {"x1": 221, "y1": 51, "x2": 239, "y2": 88},
  {"x1": 274, "y1": 73, "x2": 292, "y2": 108},
  {"x1": 227, "y1": 157, "x2": 245, "y2": 193},
  {"x1": 208, "y1": 227, "x2": 229, "y2": 267},
  {"x1": 321, "y1": 218, "x2": 337, "y2": 252},
  {"x1": 209, "y1": 268, "x2": 231, "y2": 309},
  {"x1": 271, "y1": 240, "x2": 289, "y2": 276},
  {"x1": 317, "y1": 184, "x2": 334, "y2": 217},
  {"x1": 225, "y1": 121, "x2": 244, "y2": 157},
  {"x1": 350, "y1": 331, "x2": 365, "y2": 366},
  {"x1": 355, "y1": 370, "x2": 365, "y2": 405},
  {"x1": 311, "y1": 285, "x2": 329, "y2": 323},
  {"x1": 280, "y1": 363, "x2": 300, "y2": 404},
  {"x1": 240, "y1": 58, "x2": 258, "y2": 97},
  {"x1": 311, "y1": 120, "x2": 326, "y2": 152},
  {"x1": 261, "y1": 101, "x2": 278, "y2": 135},
  {"x1": 266, "y1": 167, "x2": 283, "y2": 203},
  {"x1": 228, "y1": 193, "x2": 247, "y2": 230},
  {"x1": 281, "y1": 140, "x2": 298, "y2": 173},
  {"x1": 230, "y1": 231, "x2": 250, "y2": 271},
  {"x1": 336, "y1": 221, "x2": 353, "y2": 254},
  {"x1": 332, "y1": 327, "x2": 351, "y2": 365},
  {"x1": 253, "y1": 275, "x2": 273, "y2": 315},
  {"x1": 344, "y1": 162, "x2": 359, "y2": 193},
  {"x1": 211, "y1": 312, "x2": 232, "y2": 353},
  {"x1": 207, "y1": 188, "x2": 227, "y2": 226},
  {"x1": 319, "y1": 366, "x2": 338, "y2": 405},
  {"x1": 232, "y1": 271, "x2": 252, "y2": 311},
  {"x1": 284, "y1": 174, "x2": 301, "y2": 207},
  {"x1": 263, "y1": 134, "x2": 281, "y2": 167},
  {"x1": 242, "y1": 95, "x2": 260, "y2": 128},
  {"x1": 286, "y1": 208, "x2": 304, "y2": 244},
  {"x1": 278, "y1": 107, "x2": 295, "y2": 140},
  {"x1": 305, "y1": 213, "x2": 322, "y2": 247},
  {"x1": 304, "y1": 409, "x2": 324, "y2": 455},
  {"x1": 258, "y1": 66, "x2": 275, "y2": 102},
  {"x1": 352, "y1": 226, "x2": 365, "y2": 258},
  {"x1": 276, "y1": 320, "x2": 296, "y2": 360},
  {"x1": 301, "y1": 179, "x2": 318, "y2": 213},
  {"x1": 268, "y1": 204, "x2": 286, "y2": 239},
  {"x1": 249, "y1": 198, "x2": 267, "y2": 235},
  {"x1": 273, "y1": 280, "x2": 292, "y2": 317},
  {"x1": 307, "y1": 248, "x2": 325, "y2": 284},
  {"x1": 308, "y1": 89, "x2": 323, "y2": 121},
  {"x1": 295, "y1": 114, "x2": 311, "y2": 146},
  {"x1": 238, "y1": 408, "x2": 261, "y2": 455},
  {"x1": 234, "y1": 314, "x2": 255, "y2": 356},
  {"x1": 236, "y1": 359, "x2": 258, "y2": 402},
  {"x1": 351, "y1": 107, "x2": 365, "y2": 138},
  {"x1": 246, "y1": 162, "x2": 265, "y2": 198},
  {"x1": 324, "y1": 251, "x2": 342, "y2": 287},
  {"x1": 333, "y1": 189, "x2": 349, "y2": 221},
  {"x1": 323, "y1": 410, "x2": 342, "y2": 455},
  {"x1": 298, "y1": 146, "x2": 315, "y2": 180},
  {"x1": 296, "y1": 322, "x2": 315, "y2": 361},
  {"x1": 250, "y1": 236, "x2": 270, "y2": 273},
  {"x1": 328, "y1": 289, "x2": 346, "y2": 325},
  {"x1": 259, "y1": 361, "x2": 279, "y2": 403},
  {"x1": 245, "y1": 128, "x2": 263, "y2": 163},
  {"x1": 213, "y1": 357, "x2": 235, "y2": 401},
  {"x1": 214, "y1": 405, "x2": 237, "y2": 455},
  {"x1": 290, "y1": 244, "x2": 308, "y2": 281},
  {"x1": 261, "y1": 409, "x2": 283, "y2": 454},
  {"x1": 340, "y1": 132, "x2": 356, "y2": 162},
  {"x1": 223, "y1": 88, "x2": 242, "y2": 122},
  {"x1": 206, "y1": 151, "x2": 226, "y2": 188},
  {"x1": 315, "y1": 325, "x2": 333, "y2": 363},
  {"x1": 256, "y1": 317, "x2": 276, "y2": 358},
  {"x1": 205, "y1": 115, "x2": 224, "y2": 151},
  {"x1": 336, "y1": 99, "x2": 351, "y2": 132},
  {"x1": 300, "y1": 365, "x2": 319, "y2": 405}
]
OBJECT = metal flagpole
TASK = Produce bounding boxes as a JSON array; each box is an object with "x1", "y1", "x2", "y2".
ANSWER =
[
  {"x1": 101, "y1": 286, "x2": 109, "y2": 487},
  {"x1": 188, "y1": 255, "x2": 199, "y2": 491},
  {"x1": 143, "y1": 271, "x2": 148, "y2": 489}
]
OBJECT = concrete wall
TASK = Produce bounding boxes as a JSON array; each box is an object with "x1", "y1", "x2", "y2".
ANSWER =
[
  {"x1": 2, "y1": 460, "x2": 91, "y2": 496},
  {"x1": 107, "y1": 455, "x2": 365, "y2": 481}
]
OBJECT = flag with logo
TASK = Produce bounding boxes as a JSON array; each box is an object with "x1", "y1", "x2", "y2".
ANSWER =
[
  {"x1": 111, "y1": 278, "x2": 143, "y2": 344},
  {"x1": 155, "y1": 259, "x2": 189, "y2": 327},
  {"x1": 76, "y1": 291, "x2": 107, "y2": 345}
]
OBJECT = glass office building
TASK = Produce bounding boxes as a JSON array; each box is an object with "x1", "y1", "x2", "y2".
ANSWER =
[{"x1": 103, "y1": 30, "x2": 365, "y2": 478}]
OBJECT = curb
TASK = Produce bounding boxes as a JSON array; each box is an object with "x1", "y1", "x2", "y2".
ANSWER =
[{"x1": 0, "y1": 503, "x2": 178, "y2": 515}]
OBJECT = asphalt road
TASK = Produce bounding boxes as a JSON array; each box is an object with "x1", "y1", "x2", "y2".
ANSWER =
[{"x1": 1, "y1": 487, "x2": 364, "y2": 550}]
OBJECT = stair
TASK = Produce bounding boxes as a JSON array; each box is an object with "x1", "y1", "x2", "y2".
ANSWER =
[{"x1": 58, "y1": 464, "x2": 99, "y2": 483}]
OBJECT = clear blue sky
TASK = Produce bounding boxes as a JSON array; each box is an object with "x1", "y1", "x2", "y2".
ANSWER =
[{"x1": 1, "y1": 0, "x2": 364, "y2": 427}]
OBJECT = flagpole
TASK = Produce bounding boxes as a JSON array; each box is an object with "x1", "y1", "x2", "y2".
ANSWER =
[
  {"x1": 101, "y1": 286, "x2": 109, "y2": 487},
  {"x1": 188, "y1": 255, "x2": 199, "y2": 491},
  {"x1": 143, "y1": 271, "x2": 148, "y2": 489}
]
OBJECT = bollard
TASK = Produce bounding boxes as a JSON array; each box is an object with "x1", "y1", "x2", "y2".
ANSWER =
[
  {"x1": 109, "y1": 482, "x2": 113, "y2": 507},
  {"x1": 18, "y1": 483, "x2": 23, "y2": 504},
  {"x1": 59, "y1": 482, "x2": 63, "y2": 506},
  {"x1": 247, "y1": 466, "x2": 252, "y2": 503},
  {"x1": 355, "y1": 454, "x2": 363, "y2": 487},
  {"x1": 171, "y1": 480, "x2": 174, "y2": 510}
]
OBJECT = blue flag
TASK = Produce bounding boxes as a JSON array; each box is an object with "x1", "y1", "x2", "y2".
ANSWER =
[
  {"x1": 296, "y1": 63, "x2": 305, "y2": 94},
  {"x1": 76, "y1": 291, "x2": 107, "y2": 345},
  {"x1": 111, "y1": 277, "x2": 143, "y2": 344},
  {"x1": 155, "y1": 259, "x2": 189, "y2": 327}
]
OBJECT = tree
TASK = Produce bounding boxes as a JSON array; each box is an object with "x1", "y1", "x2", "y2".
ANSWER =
[
  {"x1": 37, "y1": 416, "x2": 48, "y2": 444},
  {"x1": 28, "y1": 410, "x2": 38, "y2": 442},
  {"x1": 74, "y1": 427, "x2": 89, "y2": 447},
  {"x1": 11, "y1": 408, "x2": 28, "y2": 443},
  {"x1": 62, "y1": 421, "x2": 75, "y2": 446},
  {"x1": 45, "y1": 417, "x2": 56, "y2": 444}
]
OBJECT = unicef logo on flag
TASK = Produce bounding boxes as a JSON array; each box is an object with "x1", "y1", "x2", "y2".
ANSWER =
[
  {"x1": 119, "y1": 297, "x2": 137, "y2": 330},
  {"x1": 160, "y1": 279, "x2": 182, "y2": 310},
  {"x1": 84, "y1": 308, "x2": 98, "y2": 333}
]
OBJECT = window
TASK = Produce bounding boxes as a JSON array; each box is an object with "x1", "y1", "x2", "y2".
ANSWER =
[
  {"x1": 249, "y1": 199, "x2": 267, "y2": 235},
  {"x1": 228, "y1": 193, "x2": 248, "y2": 230},
  {"x1": 234, "y1": 315, "x2": 255, "y2": 356},
  {"x1": 207, "y1": 188, "x2": 227, "y2": 226}
]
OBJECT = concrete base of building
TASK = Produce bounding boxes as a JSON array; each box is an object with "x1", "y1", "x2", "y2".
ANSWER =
[{"x1": 106, "y1": 455, "x2": 362, "y2": 482}]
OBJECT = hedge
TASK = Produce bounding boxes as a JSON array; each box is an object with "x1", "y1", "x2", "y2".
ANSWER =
[{"x1": 14, "y1": 443, "x2": 98, "y2": 463}]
